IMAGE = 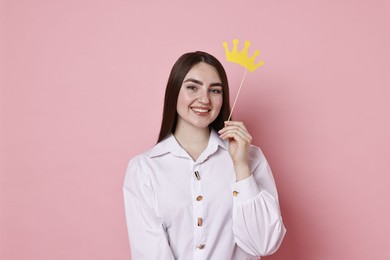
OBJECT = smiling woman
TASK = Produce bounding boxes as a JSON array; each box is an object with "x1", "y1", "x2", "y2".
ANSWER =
[
  {"x1": 157, "y1": 51, "x2": 231, "y2": 143},
  {"x1": 175, "y1": 62, "x2": 224, "y2": 141},
  {"x1": 123, "y1": 51, "x2": 286, "y2": 259}
]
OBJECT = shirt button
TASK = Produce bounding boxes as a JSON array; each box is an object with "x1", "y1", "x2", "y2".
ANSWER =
[
  {"x1": 198, "y1": 243, "x2": 206, "y2": 249},
  {"x1": 233, "y1": 191, "x2": 239, "y2": 196},
  {"x1": 196, "y1": 195, "x2": 203, "y2": 201},
  {"x1": 197, "y1": 217, "x2": 203, "y2": 226},
  {"x1": 194, "y1": 171, "x2": 201, "y2": 180}
]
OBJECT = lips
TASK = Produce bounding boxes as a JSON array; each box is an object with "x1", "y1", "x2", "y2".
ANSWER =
[{"x1": 191, "y1": 106, "x2": 211, "y2": 115}]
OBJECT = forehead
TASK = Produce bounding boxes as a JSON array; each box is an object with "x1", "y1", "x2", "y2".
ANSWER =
[{"x1": 183, "y1": 62, "x2": 221, "y2": 83}]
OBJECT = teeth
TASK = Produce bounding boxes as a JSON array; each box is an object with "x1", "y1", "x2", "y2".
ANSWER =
[{"x1": 192, "y1": 108, "x2": 209, "y2": 113}]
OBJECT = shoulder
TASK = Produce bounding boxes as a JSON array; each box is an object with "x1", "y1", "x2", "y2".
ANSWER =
[
  {"x1": 126, "y1": 148, "x2": 155, "y2": 173},
  {"x1": 124, "y1": 148, "x2": 156, "y2": 187}
]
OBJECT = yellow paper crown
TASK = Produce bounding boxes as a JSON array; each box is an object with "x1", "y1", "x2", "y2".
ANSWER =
[{"x1": 223, "y1": 39, "x2": 264, "y2": 72}]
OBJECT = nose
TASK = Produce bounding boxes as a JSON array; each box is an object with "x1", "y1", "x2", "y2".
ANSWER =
[{"x1": 197, "y1": 90, "x2": 210, "y2": 104}]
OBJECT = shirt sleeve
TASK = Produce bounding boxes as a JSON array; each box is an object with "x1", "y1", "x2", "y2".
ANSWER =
[
  {"x1": 123, "y1": 156, "x2": 175, "y2": 259},
  {"x1": 231, "y1": 146, "x2": 286, "y2": 256}
]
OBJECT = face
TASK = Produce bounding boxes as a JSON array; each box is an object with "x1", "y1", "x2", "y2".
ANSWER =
[{"x1": 176, "y1": 62, "x2": 223, "y2": 132}]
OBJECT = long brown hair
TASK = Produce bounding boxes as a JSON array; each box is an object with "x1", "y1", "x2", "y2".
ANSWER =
[{"x1": 157, "y1": 51, "x2": 231, "y2": 143}]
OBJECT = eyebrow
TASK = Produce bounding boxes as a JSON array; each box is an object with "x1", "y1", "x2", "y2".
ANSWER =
[{"x1": 183, "y1": 78, "x2": 223, "y2": 87}]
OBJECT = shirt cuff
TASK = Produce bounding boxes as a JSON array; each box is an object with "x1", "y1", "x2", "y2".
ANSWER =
[{"x1": 231, "y1": 175, "x2": 260, "y2": 202}]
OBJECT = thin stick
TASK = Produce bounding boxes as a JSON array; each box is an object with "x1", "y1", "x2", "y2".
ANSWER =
[{"x1": 227, "y1": 69, "x2": 248, "y2": 121}]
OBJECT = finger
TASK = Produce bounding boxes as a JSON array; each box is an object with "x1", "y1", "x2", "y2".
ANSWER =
[
  {"x1": 224, "y1": 121, "x2": 248, "y2": 132},
  {"x1": 219, "y1": 122, "x2": 248, "y2": 135},
  {"x1": 219, "y1": 124, "x2": 251, "y2": 141},
  {"x1": 220, "y1": 128, "x2": 248, "y2": 140},
  {"x1": 219, "y1": 127, "x2": 252, "y2": 144}
]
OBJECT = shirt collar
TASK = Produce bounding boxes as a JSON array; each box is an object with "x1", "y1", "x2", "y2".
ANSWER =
[{"x1": 149, "y1": 129, "x2": 228, "y2": 159}]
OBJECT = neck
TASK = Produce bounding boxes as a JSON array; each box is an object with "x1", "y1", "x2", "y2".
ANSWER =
[{"x1": 174, "y1": 124, "x2": 211, "y2": 161}]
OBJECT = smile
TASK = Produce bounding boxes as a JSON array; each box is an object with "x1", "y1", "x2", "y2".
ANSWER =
[{"x1": 191, "y1": 107, "x2": 211, "y2": 114}]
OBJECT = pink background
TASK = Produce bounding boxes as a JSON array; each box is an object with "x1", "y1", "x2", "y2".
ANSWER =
[{"x1": 1, "y1": 0, "x2": 389, "y2": 259}]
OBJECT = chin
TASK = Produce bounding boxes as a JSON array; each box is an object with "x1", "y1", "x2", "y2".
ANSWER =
[
  {"x1": 193, "y1": 119, "x2": 217, "y2": 130},
  {"x1": 193, "y1": 123, "x2": 211, "y2": 129}
]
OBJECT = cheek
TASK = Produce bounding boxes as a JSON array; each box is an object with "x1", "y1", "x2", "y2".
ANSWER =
[
  {"x1": 176, "y1": 91, "x2": 191, "y2": 112},
  {"x1": 213, "y1": 96, "x2": 223, "y2": 111}
]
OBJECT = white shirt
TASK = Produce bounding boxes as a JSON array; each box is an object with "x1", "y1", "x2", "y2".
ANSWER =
[{"x1": 123, "y1": 129, "x2": 286, "y2": 260}]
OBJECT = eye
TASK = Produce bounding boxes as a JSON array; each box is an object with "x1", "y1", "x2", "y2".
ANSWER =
[
  {"x1": 186, "y1": 85, "x2": 197, "y2": 91},
  {"x1": 209, "y1": 88, "x2": 223, "y2": 94}
]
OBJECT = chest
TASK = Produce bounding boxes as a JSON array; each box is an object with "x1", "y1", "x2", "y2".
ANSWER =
[{"x1": 147, "y1": 153, "x2": 236, "y2": 227}]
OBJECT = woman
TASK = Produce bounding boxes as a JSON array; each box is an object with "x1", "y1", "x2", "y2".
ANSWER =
[{"x1": 123, "y1": 51, "x2": 286, "y2": 259}]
